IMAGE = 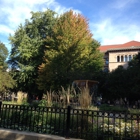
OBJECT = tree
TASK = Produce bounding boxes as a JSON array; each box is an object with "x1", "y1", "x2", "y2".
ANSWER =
[
  {"x1": 8, "y1": 9, "x2": 57, "y2": 98},
  {"x1": 0, "y1": 42, "x2": 8, "y2": 70},
  {"x1": 0, "y1": 70, "x2": 15, "y2": 95},
  {"x1": 104, "y1": 66, "x2": 130, "y2": 100},
  {"x1": 126, "y1": 52, "x2": 140, "y2": 101},
  {"x1": 0, "y1": 42, "x2": 15, "y2": 95},
  {"x1": 37, "y1": 10, "x2": 104, "y2": 91},
  {"x1": 128, "y1": 52, "x2": 140, "y2": 67},
  {"x1": 103, "y1": 53, "x2": 140, "y2": 102}
]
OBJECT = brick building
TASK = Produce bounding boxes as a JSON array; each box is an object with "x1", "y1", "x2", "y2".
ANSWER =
[{"x1": 99, "y1": 40, "x2": 140, "y2": 72}]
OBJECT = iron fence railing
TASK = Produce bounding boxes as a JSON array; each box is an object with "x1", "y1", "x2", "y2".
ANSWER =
[{"x1": 0, "y1": 101, "x2": 140, "y2": 140}]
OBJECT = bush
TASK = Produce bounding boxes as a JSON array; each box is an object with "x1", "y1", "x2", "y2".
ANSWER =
[
  {"x1": 78, "y1": 87, "x2": 92, "y2": 109},
  {"x1": 100, "y1": 121, "x2": 140, "y2": 139},
  {"x1": 17, "y1": 91, "x2": 27, "y2": 104},
  {"x1": 99, "y1": 104, "x2": 129, "y2": 112}
]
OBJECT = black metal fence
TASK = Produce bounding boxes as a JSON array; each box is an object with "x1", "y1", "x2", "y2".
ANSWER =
[{"x1": 0, "y1": 101, "x2": 140, "y2": 140}]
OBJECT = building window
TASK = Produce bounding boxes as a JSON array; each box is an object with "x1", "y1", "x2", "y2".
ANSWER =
[
  {"x1": 128, "y1": 55, "x2": 132, "y2": 61},
  {"x1": 117, "y1": 56, "x2": 120, "y2": 62},
  {"x1": 121, "y1": 55, "x2": 124, "y2": 62},
  {"x1": 124, "y1": 55, "x2": 128, "y2": 62}
]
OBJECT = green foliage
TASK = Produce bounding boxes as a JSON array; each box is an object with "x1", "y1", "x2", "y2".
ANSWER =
[
  {"x1": 0, "y1": 41, "x2": 8, "y2": 69},
  {"x1": 78, "y1": 87, "x2": 92, "y2": 109},
  {"x1": 8, "y1": 8, "x2": 104, "y2": 97},
  {"x1": 126, "y1": 54, "x2": 140, "y2": 100},
  {"x1": 58, "y1": 86, "x2": 77, "y2": 107},
  {"x1": 38, "y1": 86, "x2": 77, "y2": 108},
  {"x1": 37, "y1": 10, "x2": 104, "y2": 91},
  {"x1": 100, "y1": 121, "x2": 140, "y2": 139},
  {"x1": 99, "y1": 104, "x2": 128, "y2": 112},
  {"x1": 0, "y1": 70, "x2": 15, "y2": 95},
  {"x1": 102, "y1": 52, "x2": 140, "y2": 101},
  {"x1": 38, "y1": 99, "x2": 47, "y2": 107},
  {"x1": 8, "y1": 9, "x2": 57, "y2": 96},
  {"x1": 17, "y1": 91, "x2": 28, "y2": 104},
  {"x1": 128, "y1": 108, "x2": 140, "y2": 114},
  {"x1": 104, "y1": 66, "x2": 128, "y2": 99}
]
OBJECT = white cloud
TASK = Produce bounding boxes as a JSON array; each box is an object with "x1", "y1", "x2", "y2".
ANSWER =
[
  {"x1": 0, "y1": 0, "x2": 81, "y2": 32},
  {"x1": 43, "y1": 0, "x2": 81, "y2": 15},
  {"x1": 135, "y1": 33, "x2": 140, "y2": 41},
  {"x1": 89, "y1": 0, "x2": 140, "y2": 45},
  {"x1": 0, "y1": 0, "x2": 81, "y2": 31},
  {"x1": 0, "y1": 0, "x2": 55, "y2": 30},
  {"x1": 0, "y1": 0, "x2": 81, "y2": 51},
  {"x1": 110, "y1": 0, "x2": 138, "y2": 9},
  {"x1": 90, "y1": 18, "x2": 140, "y2": 45},
  {"x1": 0, "y1": 25, "x2": 14, "y2": 35}
]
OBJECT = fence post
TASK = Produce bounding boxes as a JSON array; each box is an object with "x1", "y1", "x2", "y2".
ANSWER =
[{"x1": 66, "y1": 105, "x2": 71, "y2": 138}]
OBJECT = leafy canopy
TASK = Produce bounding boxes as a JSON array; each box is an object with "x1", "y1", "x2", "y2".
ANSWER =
[
  {"x1": 103, "y1": 53, "x2": 140, "y2": 101},
  {"x1": 0, "y1": 42, "x2": 15, "y2": 94},
  {"x1": 8, "y1": 9, "x2": 57, "y2": 96},
  {"x1": 37, "y1": 10, "x2": 104, "y2": 91},
  {"x1": 0, "y1": 42, "x2": 8, "y2": 69}
]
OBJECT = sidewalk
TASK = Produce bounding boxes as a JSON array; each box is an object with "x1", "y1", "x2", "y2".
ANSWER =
[{"x1": 0, "y1": 128, "x2": 84, "y2": 140}]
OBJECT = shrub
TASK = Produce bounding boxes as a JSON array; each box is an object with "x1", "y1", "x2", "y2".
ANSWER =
[
  {"x1": 78, "y1": 87, "x2": 92, "y2": 109},
  {"x1": 100, "y1": 121, "x2": 140, "y2": 139},
  {"x1": 17, "y1": 91, "x2": 27, "y2": 104},
  {"x1": 99, "y1": 104, "x2": 128, "y2": 112}
]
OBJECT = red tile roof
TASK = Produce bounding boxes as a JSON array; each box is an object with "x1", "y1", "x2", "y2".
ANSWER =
[{"x1": 99, "y1": 41, "x2": 140, "y2": 52}]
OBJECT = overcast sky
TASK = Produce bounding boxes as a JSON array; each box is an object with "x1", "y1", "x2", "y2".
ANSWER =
[{"x1": 0, "y1": 0, "x2": 140, "y2": 51}]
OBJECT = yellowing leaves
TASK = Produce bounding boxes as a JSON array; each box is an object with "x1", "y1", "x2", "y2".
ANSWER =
[{"x1": 37, "y1": 10, "x2": 104, "y2": 91}]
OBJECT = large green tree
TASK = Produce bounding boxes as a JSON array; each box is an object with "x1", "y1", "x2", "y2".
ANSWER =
[
  {"x1": 8, "y1": 9, "x2": 57, "y2": 98},
  {"x1": 127, "y1": 53, "x2": 140, "y2": 100},
  {"x1": 104, "y1": 66, "x2": 129, "y2": 100},
  {"x1": 103, "y1": 53, "x2": 140, "y2": 101},
  {"x1": 0, "y1": 42, "x2": 15, "y2": 95},
  {"x1": 37, "y1": 10, "x2": 104, "y2": 91},
  {"x1": 0, "y1": 42, "x2": 8, "y2": 70},
  {"x1": 0, "y1": 70, "x2": 15, "y2": 95}
]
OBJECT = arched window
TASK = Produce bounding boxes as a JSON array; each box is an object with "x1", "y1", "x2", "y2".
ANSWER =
[
  {"x1": 121, "y1": 55, "x2": 124, "y2": 62},
  {"x1": 117, "y1": 56, "x2": 120, "y2": 62},
  {"x1": 128, "y1": 55, "x2": 132, "y2": 61},
  {"x1": 124, "y1": 55, "x2": 128, "y2": 62}
]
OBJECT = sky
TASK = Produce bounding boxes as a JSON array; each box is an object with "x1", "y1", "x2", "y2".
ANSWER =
[{"x1": 0, "y1": 0, "x2": 140, "y2": 51}]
